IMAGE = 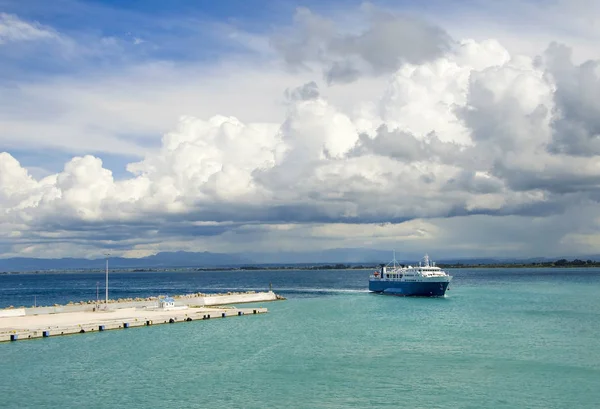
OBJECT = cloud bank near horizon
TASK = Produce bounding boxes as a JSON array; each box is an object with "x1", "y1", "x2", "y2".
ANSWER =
[{"x1": 2, "y1": 3, "x2": 600, "y2": 259}]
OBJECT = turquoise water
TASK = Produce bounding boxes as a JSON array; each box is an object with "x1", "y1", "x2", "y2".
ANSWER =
[{"x1": 1, "y1": 269, "x2": 599, "y2": 408}]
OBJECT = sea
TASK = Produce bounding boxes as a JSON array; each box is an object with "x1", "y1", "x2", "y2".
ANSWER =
[{"x1": 1, "y1": 267, "x2": 599, "y2": 409}]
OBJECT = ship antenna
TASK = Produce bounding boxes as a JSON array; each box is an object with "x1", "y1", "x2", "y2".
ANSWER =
[{"x1": 386, "y1": 249, "x2": 400, "y2": 269}]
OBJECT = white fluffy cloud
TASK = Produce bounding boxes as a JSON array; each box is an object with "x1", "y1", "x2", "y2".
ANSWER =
[{"x1": 2, "y1": 7, "x2": 600, "y2": 259}]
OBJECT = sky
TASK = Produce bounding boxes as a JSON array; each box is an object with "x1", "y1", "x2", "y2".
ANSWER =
[{"x1": 1, "y1": 0, "x2": 600, "y2": 260}]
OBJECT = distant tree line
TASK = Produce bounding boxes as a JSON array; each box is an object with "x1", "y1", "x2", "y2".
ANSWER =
[
  {"x1": 438, "y1": 259, "x2": 600, "y2": 268},
  {"x1": 132, "y1": 264, "x2": 374, "y2": 272},
  {"x1": 5, "y1": 259, "x2": 600, "y2": 274},
  {"x1": 238, "y1": 264, "x2": 370, "y2": 270}
]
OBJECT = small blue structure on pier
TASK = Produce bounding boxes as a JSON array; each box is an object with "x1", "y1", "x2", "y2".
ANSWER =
[{"x1": 158, "y1": 296, "x2": 175, "y2": 309}]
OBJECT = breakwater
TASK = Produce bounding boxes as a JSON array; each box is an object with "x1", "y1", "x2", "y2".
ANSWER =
[
  {"x1": 1, "y1": 290, "x2": 284, "y2": 315},
  {"x1": 0, "y1": 291, "x2": 282, "y2": 343}
]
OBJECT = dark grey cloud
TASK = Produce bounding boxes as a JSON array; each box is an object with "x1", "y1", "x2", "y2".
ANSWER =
[
  {"x1": 352, "y1": 125, "x2": 464, "y2": 165},
  {"x1": 269, "y1": 8, "x2": 334, "y2": 69},
  {"x1": 326, "y1": 10, "x2": 452, "y2": 78},
  {"x1": 324, "y1": 60, "x2": 361, "y2": 84},
  {"x1": 270, "y1": 7, "x2": 453, "y2": 84},
  {"x1": 430, "y1": 209, "x2": 593, "y2": 257},
  {"x1": 444, "y1": 170, "x2": 504, "y2": 194},
  {"x1": 492, "y1": 161, "x2": 600, "y2": 194},
  {"x1": 544, "y1": 42, "x2": 600, "y2": 156},
  {"x1": 458, "y1": 75, "x2": 550, "y2": 153},
  {"x1": 284, "y1": 81, "x2": 320, "y2": 101}
]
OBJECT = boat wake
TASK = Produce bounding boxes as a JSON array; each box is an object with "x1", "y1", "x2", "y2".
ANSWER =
[
  {"x1": 203, "y1": 287, "x2": 369, "y2": 294},
  {"x1": 274, "y1": 288, "x2": 369, "y2": 294}
]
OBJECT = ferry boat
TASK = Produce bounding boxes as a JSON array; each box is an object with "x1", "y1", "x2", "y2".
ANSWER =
[{"x1": 369, "y1": 253, "x2": 452, "y2": 297}]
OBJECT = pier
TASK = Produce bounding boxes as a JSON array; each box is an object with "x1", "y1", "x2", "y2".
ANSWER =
[{"x1": 0, "y1": 291, "x2": 280, "y2": 343}]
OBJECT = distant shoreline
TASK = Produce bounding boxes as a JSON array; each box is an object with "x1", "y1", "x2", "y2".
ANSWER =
[
  {"x1": 2, "y1": 259, "x2": 600, "y2": 274},
  {"x1": 439, "y1": 259, "x2": 600, "y2": 269}
]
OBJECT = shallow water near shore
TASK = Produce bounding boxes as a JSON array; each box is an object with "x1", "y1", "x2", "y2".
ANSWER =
[{"x1": 1, "y1": 268, "x2": 599, "y2": 408}]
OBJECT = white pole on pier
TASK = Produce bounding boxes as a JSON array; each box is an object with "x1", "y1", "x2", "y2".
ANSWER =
[{"x1": 105, "y1": 253, "x2": 110, "y2": 306}]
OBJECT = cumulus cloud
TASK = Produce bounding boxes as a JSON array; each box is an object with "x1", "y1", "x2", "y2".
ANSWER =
[
  {"x1": 2, "y1": 39, "x2": 596, "y2": 224},
  {"x1": 3, "y1": 6, "x2": 600, "y2": 258}
]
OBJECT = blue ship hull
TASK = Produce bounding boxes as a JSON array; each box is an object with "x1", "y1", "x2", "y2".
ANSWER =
[{"x1": 369, "y1": 280, "x2": 449, "y2": 297}]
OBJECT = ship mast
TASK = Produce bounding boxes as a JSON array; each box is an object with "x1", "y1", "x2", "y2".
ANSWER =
[{"x1": 385, "y1": 249, "x2": 400, "y2": 270}]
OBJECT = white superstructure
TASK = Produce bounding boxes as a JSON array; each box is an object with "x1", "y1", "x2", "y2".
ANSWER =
[{"x1": 369, "y1": 253, "x2": 452, "y2": 283}]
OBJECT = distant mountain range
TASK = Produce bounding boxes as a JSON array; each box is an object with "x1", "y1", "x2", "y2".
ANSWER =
[
  {"x1": 1, "y1": 249, "x2": 599, "y2": 272},
  {"x1": 0, "y1": 251, "x2": 247, "y2": 272}
]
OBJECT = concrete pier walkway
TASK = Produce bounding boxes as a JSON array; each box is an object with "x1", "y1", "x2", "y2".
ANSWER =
[
  {"x1": 0, "y1": 291, "x2": 280, "y2": 343},
  {"x1": 0, "y1": 305, "x2": 267, "y2": 342}
]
